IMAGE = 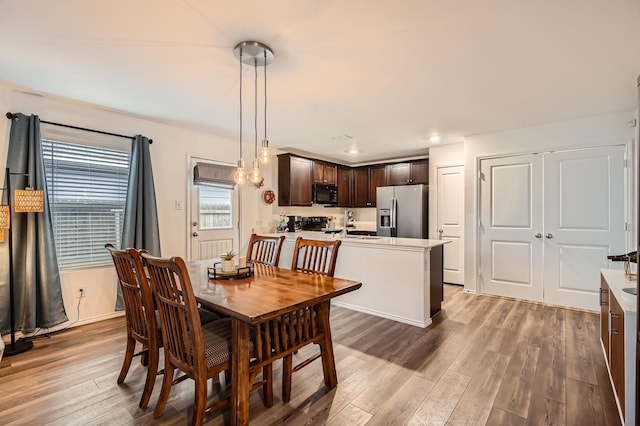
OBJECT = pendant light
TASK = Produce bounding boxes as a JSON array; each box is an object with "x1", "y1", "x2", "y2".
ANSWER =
[
  {"x1": 233, "y1": 41, "x2": 274, "y2": 184},
  {"x1": 248, "y1": 57, "x2": 262, "y2": 184},
  {"x1": 233, "y1": 47, "x2": 247, "y2": 184},
  {"x1": 259, "y1": 49, "x2": 272, "y2": 164}
]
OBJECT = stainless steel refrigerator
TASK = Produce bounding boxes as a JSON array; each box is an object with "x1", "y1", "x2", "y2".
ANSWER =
[{"x1": 376, "y1": 184, "x2": 428, "y2": 238}]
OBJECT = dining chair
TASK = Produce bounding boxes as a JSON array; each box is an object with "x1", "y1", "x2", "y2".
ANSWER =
[
  {"x1": 281, "y1": 237, "x2": 342, "y2": 401},
  {"x1": 246, "y1": 234, "x2": 285, "y2": 266},
  {"x1": 142, "y1": 254, "x2": 273, "y2": 424},
  {"x1": 105, "y1": 244, "x2": 160, "y2": 409}
]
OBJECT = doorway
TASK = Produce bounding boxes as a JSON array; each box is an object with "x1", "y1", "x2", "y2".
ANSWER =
[
  {"x1": 478, "y1": 146, "x2": 626, "y2": 310},
  {"x1": 190, "y1": 159, "x2": 239, "y2": 260}
]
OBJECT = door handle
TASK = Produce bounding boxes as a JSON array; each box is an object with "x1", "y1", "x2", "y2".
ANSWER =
[
  {"x1": 545, "y1": 233, "x2": 553, "y2": 239},
  {"x1": 438, "y1": 229, "x2": 443, "y2": 240},
  {"x1": 192, "y1": 221, "x2": 198, "y2": 227},
  {"x1": 438, "y1": 229, "x2": 444, "y2": 233},
  {"x1": 534, "y1": 233, "x2": 542, "y2": 238},
  {"x1": 192, "y1": 232, "x2": 198, "y2": 237}
]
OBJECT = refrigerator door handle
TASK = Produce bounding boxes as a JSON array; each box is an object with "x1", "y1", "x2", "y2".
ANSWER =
[{"x1": 391, "y1": 197, "x2": 397, "y2": 233}]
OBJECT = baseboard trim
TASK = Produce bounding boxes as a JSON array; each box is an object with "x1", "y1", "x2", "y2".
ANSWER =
[{"x1": 331, "y1": 301, "x2": 432, "y2": 328}]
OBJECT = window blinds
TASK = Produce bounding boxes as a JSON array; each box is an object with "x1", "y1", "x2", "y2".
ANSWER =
[{"x1": 42, "y1": 139, "x2": 131, "y2": 268}]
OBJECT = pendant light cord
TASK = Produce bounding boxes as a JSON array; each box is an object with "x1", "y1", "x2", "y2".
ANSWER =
[
  {"x1": 239, "y1": 49, "x2": 243, "y2": 160},
  {"x1": 254, "y1": 58, "x2": 258, "y2": 158},
  {"x1": 264, "y1": 49, "x2": 267, "y2": 140}
]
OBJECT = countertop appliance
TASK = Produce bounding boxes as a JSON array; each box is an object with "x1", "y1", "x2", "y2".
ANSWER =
[
  {"x1": 376, "y1": 184, "x2": 428, "y2": 238},
  {"x1": 313, "y1": 184, "x2": 338, "y2": 205},
  {"x1": 287, "y1": 215, "x2": 303, "y2": 232},
  {"x1": 302, "y1": 216, "x2": 329, "y2": 231}
]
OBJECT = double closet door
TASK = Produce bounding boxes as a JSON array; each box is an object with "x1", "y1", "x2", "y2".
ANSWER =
[{"x1": 479, "y1": 146, "x2": 625, "y2": 310}]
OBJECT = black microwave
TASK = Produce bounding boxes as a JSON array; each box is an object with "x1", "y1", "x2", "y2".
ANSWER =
[{"x1": 313, "y1": 184, "x2": 338, "y2": 205}]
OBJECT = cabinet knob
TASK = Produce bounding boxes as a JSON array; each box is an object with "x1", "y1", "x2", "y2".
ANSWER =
[
  {"x1": 534, "y1": 233, "x2": 542, "y2": 238},
  {"x1": 545, "y1": 233, "x2": 553, "y2": 239}
]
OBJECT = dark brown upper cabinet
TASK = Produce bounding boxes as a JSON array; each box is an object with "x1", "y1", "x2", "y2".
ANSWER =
[
  {"x1": 387, "y1": 159, "x2": 429, "y2": 185},
  {"x1": 353, "y1": 165, "x2": 387, "y2": 207},
  {"x1": 313, "y1": 161, "x2": 337, "y2": 186},
  {"x1": 278, "y1": 154, "x2": 313, "y2": 206},
  {"x1": 336, "y1": 166, "x2": 352, "y2": 207}
]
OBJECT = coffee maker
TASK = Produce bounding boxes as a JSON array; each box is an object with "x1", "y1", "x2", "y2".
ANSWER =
[{"x1": 287, "y1": 215, "x2": 302, "y2": 232}]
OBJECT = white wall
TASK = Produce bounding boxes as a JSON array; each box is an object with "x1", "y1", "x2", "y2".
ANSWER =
[
  {"x1": 463, "y1": 111, "x2": 637, "y2": 293},
  {"x1": 0, "y1": 81, "x2": 273, "y2": 331}
]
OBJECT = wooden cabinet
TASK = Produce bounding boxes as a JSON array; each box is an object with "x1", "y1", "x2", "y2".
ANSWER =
[
  {"x1": 313, "y1": 161, "x2": 337, "y2": 185},
  {"x1": 600, "y1": 270, "x2": 637, "y2": 424},
  {"x1": 600, "y1": 276, "x2": 610, "y2": 362},
  {"x1": 278, "y1": 154, "x2": 313, "y2": 206},
  {"x1": 610, "y1": 294, "x2": 625, "y2": 414},
  {"x1": 336, "y1": 167, "x2": 352, "y2": 207},
  {"x1": 387, "y1": 159, "x2": 429, "y2": 185},
  {"x1": 369, "y1": 165, "x2": 387, "y2": 206},
  {"x1": 353, "y1": 165, "x2": 387, "y2": 207}
]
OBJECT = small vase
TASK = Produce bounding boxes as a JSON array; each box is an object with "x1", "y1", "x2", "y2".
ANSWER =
[{"x1": 222, "y1": 259, "x2": 236, "y2": 273}]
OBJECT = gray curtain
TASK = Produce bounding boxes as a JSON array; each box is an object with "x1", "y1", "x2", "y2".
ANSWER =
[
  {"x1": 116, "y1": 134, "x2": 160, "y2": 310},
  {"x1": 0, "y1": 113, "x2": 68, "y2": 334}
]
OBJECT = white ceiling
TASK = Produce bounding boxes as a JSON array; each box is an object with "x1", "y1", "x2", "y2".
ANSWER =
[{"x1": 1, "y1": 0, "x2": 639, "y2": 164}]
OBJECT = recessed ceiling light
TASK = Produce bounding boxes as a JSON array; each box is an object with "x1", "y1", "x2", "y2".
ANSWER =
[
  {"x1": 429, "y1": 135, "x2": 441, "y2": 143},
  {"x1": 347, "y1": 148, "x2": 359, "y2": 154}
]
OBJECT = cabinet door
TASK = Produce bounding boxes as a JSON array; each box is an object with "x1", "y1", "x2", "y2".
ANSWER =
[
  {"x1": 337, "y1": 167, "x2": 352, "y2": 207},
  {"x1": 369, "y1": 165, "x2": 387, "y2": 207},
  {"x1": 600, "y1": 276, "x2": 609, "y2": 362},
  {"x1": 610, "y1": 294, "x2": 625, "y2": 416},
  {"x1": 324, "y1": 164, "x2": 337, "y2": 185},
  {"x1": 290, "y1": 157, "x2": 313, "y2": 206},
  {"x1": 313, "y1": 162, "x2": 325, "y2": 184},
  {"x1": 410, "y1": 159, "x2": 429, "y2": 184},
  {"x1": 353, "y1": 168, "x2": 370, "y2": 207},
  {"x1": 388, "y1": 163, "x2": 411, "y2": 185}
]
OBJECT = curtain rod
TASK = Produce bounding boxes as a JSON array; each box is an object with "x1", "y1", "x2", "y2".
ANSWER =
[{"x1": 5, "y1": 112, "x2": 153, "y2": 144}]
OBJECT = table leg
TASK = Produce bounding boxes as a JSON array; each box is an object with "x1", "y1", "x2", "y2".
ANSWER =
[
  {"x1": 317, "y1": 301, "x2": 338, "y2": 389},
  {"x1": 231, "y1": 319, "x2": 250, "y2": 426}
]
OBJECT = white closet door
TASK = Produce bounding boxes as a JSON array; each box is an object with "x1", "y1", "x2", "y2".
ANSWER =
[
  {"x1": 480, "y1": 154, "x2": 544, "y2": 302},
  {"x1": 543, "y1": 146, "x2": 625, "y2": 310},
  {"x1": 436, "y1": 165, "x2": 464, "y2": 284}
]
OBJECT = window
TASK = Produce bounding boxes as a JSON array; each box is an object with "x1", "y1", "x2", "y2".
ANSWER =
[
  {"x1": 198, "y1": 184, "x2": 233, "y2": 229},
  {"x1": 42, "y1": 139, "x2": 131, "y2": 268}
]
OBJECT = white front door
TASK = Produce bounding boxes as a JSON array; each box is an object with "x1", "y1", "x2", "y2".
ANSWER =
[
  {"x1": 480, "y1": 154, "x2": 544, "y2": 302},
  {"x1": 190, "y1": 164, "x2": 239, "y2": 260},
  {"x1": 436, "y1": 165, "x2": 465, "y2": 284},
  {"x1": 543, "y1": 147, "x2": 625, "y2": 309}
]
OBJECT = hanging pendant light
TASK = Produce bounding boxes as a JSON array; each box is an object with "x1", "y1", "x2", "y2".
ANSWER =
[
  {"x1": 233, "y1": 47, "x2": 247, "y2": 184},
  {"x1": 248, "y1": 57, "x2": 263, "y2": 184},
  {"x1": 259, "y1": 49, "x2": 272, "y2": 164},
  {"x1": 234, "y1": 41, "x2": 274, "y2": 184}
]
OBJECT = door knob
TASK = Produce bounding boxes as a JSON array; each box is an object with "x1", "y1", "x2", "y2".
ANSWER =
[
  {"x1": 438, "y1": 229, "x2": 444, "y2": 233},
  {"x1": 545, "y1": 233, "x2": 553, "y2": 239},
  {"x1": 534, "y1": 233, "x2": 542, "y2": 238},
  {"x1": 192, "y1": 221, "x2": 197, "y2": 227},
  {"x1": 192, "y1": 232, "x2": 198, "y2": 237}
]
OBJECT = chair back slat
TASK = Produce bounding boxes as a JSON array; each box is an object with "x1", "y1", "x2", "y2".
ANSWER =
[
  {"x1": 291, "y1": 238, "x2": 341, "y2": 277},
  {"x1": 143, "y1": 254, "x2": 206, "y2": 375},
  {"x1": 246, "y1": 234, "x2": 286, "y2": 266},
  {"x1": 106, "y1": 245, "x2": 156, "y2": 342}
]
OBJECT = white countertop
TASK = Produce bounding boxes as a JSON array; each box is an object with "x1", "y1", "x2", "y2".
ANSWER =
[
  {"x1": 261, "y1": 231, "x2": 449, "y2": 249},
  {"x1": 601, "y1": 269, "x2": 637, "y2": 314}
]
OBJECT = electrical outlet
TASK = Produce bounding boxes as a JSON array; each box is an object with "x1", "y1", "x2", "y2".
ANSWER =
[{"x1": 78, "y1": 288, "x2": 85, "y2": 298}]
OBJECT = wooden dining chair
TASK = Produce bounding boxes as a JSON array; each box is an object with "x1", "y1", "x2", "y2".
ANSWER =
[
  {"x1": 246, "y1": 234, "x2": 286, "y2": 266},
  {"x1": 105, "y1": 244, "x2": 160, "y2": 409},
  {"x1": 143, "y1": 254, "x2": 273, "y2": 424},
  {"x1": 281, "y1": 237, "x2": 342, "y2": 401}
]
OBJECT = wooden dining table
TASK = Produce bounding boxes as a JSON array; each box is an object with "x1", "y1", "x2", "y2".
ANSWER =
[{"x1": 187, "y1": 260, "x2": 362, "y2": 426}]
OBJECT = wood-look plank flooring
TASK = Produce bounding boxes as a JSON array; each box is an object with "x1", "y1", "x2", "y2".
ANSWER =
[{"x1": 0, "y1": 285, "x2": 621, "y2": 425}]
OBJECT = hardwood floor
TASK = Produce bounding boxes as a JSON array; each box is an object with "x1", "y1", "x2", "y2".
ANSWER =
[{"x1": 0, "y1": 285, "x2": 620, "y2": 425}]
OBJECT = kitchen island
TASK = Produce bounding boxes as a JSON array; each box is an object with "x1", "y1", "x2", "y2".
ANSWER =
[{"x1": 259, "y1": 231, "x2": 448, "y2": 328}]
